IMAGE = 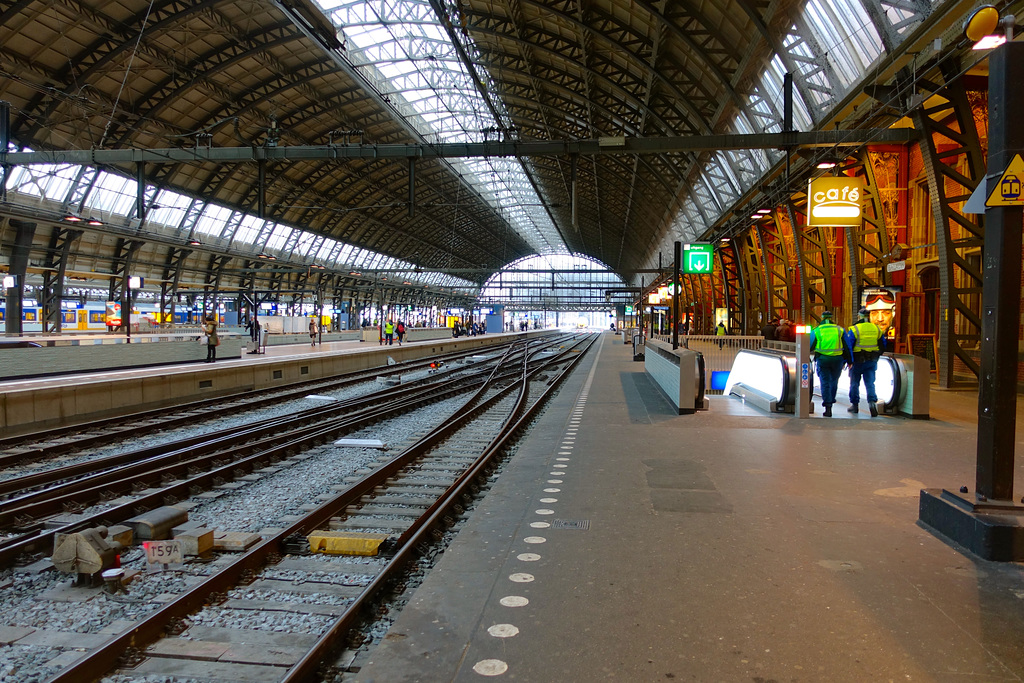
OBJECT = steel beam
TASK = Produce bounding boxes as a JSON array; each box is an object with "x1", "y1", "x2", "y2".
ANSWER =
[{"x1": 1, "y1": 130, "x2": 919, "y2": 167}]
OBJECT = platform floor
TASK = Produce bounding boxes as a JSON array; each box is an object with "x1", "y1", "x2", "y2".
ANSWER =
[{"x1": 353, "y1": 333, "x2": 1024, "y2": 682}]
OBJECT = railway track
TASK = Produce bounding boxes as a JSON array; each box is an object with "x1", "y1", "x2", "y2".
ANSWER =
[
  {"x1": 0, "y1": 338, "x2": 576, "y2": 569},
  {"x1": 24, "y1": 334, "x2": 595, "y2": 683},
  {"x1": 0, "y1": 337, "x2": 538, "y2": 463}
]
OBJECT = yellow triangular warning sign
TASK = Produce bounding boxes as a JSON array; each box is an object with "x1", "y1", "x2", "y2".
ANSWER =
[{"x1": 986, "y1": 154, "x2": 1024, "y2": 206}]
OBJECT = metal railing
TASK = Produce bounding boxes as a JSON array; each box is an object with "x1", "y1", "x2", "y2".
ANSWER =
[{"x1": 650, "y1": 334, "x2": 766, "y2": 392}]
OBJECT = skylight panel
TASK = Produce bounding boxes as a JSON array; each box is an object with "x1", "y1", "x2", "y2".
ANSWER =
[
  {"x1": 320, "y1": 0, "x2": 566, "y2": 255},
  {"x1": 195, "y1": 204, "x2": 232, "y2": 236},
  {"x1": 265, "y1": 224, "x2": 293, "y2": 251},
  {"x1": 150, "y1": 189, "x2": 193, "y2": 228}
]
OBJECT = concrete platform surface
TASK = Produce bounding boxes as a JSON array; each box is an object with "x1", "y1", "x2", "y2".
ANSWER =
[{"x1": 353, "y1": 333, "x2": 1024, "y2": 682}]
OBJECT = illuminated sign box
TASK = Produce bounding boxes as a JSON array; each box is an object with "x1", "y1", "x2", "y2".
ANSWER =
[
  {"x1": 806, "y1": 177, "x2": 863, "y2": 227},
  {"x1": 682, "y1": 243, "x2": 714, "y2": 274}
]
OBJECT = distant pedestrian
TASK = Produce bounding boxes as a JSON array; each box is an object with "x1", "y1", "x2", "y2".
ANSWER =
[
  {"x1": 716, "y1": 321, "x2": 726, "y2": 349},
  {"x1": 760, "y1": 318, "x2": 778, "y2": 341},
  {"x1": 776, "y1": 319, "x2": 794, "y2": 342},
  {"x1": 384, "y1": 320, "x2": 395, "y2": 345},
  {"x1": 309, "y1": 318, "x2": 317, "y2": 347},
  {"x1": 844, "y1": 308, "x2": 884, "y2": 416},
  {"x1": 204, "y1": 315, "x2": 219, "y2": 363},
  {"x1": 396, "y1": 321, "x2": 406, "y2": 345},
  {"x1": 810, "y1": 311, "x2": 844, "y2": 417}
]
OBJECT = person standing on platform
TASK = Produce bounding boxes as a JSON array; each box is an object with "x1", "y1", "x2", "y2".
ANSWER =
[
  {"x1": 760, "y1": 318, "x2": 778, "y2": 340},
  {"x1": 716, "y1": 321, "x2": 727, "y2": 349},
  {"x1": 809, "y1": 311, "x2": 845, "y2": 417},
  {"x1": 396, "y1": 320, "x2": 406, "y2": 345},
  {"x1": 776, "y1": 319, "x2": 794, "y2": 342},
  {"x1": 384, "y1": 319, "x2": 395, "y2": 345},
  {"x1": 204, "y1": 315, "x2": 219, "y2": 363},
  {"x1": 309, "y1": 318, "x2": 317, "y2": 347},
  {"x1": 844, "y1": 308, "x2": 883, "y2": 416}
]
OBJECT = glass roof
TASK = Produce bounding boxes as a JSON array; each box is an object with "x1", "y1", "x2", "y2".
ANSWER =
[
  {"x1": 318, "y1": 0, "x2": 567, "y2": 255},
  {"x1": 661, "y1": 0, "x2": 890, "y2": 251},
  {"x1": 4, "y1": 160, "x2": 476, "y2": 290}
]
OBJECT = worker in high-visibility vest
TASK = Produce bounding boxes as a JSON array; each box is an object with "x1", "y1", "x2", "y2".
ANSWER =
[
  {"x1": 384, "y1": 320, "x2": 395, "y2": 346},
  {"x1": 809, "y1": 311, "x2": 845, "y2": 417},
  {"x1": 843, "y1": 308, "x2": 884, "y2": 416}
]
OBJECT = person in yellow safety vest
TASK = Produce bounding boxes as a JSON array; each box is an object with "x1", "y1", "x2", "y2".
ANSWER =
[
  {"x1": 716, "y1": 321, "x2": 726, "y2": 349},
  {"x1": 843, "y1": 308, "x2": 885, "y2": 417},
  {"x1": 809, "y1": 311, "x2": 845, "y2": 417},
  {"x1": 384, "y1": 320, "x2": 395, "y2": 346}
]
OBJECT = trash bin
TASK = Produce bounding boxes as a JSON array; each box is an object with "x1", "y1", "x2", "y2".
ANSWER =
[{"x1": 632, "y1": 334, "x2": 645, "y2": 361}]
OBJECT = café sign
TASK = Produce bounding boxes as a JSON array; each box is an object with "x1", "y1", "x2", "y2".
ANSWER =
[{"x1": 806, "y1": 177, "x2": 863, "y2": 227}]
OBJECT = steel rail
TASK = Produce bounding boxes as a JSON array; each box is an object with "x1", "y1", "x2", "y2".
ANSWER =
[
  {"x1": 0, "y1": 338, "x2": 567, "y2": 512},
  {"x1": 281, "y1": 335, "x2": 597, "y2": 682},
  {"x1": 42, "y1": 340, "x2": 545, "y2": 683},
  {"x1": 0, "y1": 339, "x2": 569, "y2": 566},
  {"x1": 0, "y1": 365, "x2": 491, "y2": 567},
  {"x1": 0, "y1": 339, "x2": 530, "y2": 458},
  {"x1": 0, "y1": 367, "x2": 482, "y2": 504},
  {"x1": 41, "y1": 337, "x2": 592, "y2": 683},
  {"x1": 0, "y1": 375, "x2": 480, "y2": 528}
]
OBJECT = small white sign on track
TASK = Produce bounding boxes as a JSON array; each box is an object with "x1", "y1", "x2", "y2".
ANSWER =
[{"x1": 143, "y1": 540, "x2": 182, "y2": 566}]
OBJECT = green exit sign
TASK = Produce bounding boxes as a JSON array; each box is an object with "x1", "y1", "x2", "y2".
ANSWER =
[{"x1": 683, "y1": 243, "x2": 714, "y2": 274}]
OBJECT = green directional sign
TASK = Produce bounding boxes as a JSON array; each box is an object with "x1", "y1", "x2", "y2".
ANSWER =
[{"x1": 682, "y1": 243, "x2": 714, "y2": 274}]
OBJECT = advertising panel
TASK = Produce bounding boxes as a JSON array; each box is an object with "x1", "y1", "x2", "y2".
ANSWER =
[
  {"x1": 861, "y1": 286, "x2": 899, "y2": 342},
  {"x1": 105, "y1": 301, "x2": 121, "y2": 327}
]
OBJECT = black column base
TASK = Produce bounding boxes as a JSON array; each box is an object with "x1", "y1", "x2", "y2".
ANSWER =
[{"x1": 918, "y1": 488, "x2": 1024, "y2": 561}]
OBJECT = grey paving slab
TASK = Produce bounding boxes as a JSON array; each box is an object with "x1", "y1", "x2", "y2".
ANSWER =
[
  {"x1": 353, "y1": 333, "x2": 1024, "y2": 683},
  {"x1": 0, "y1": 626, "x2": 35, "y2": 645},
  {"x1": 219, "y1": 643, "x2": 307, "y2": 667},
  {"x1": 185, "y1": 625, "x2": 318, "y2": 649},
  {"x1": 130, "y1": 656, "x2": 284, "y2": 682},
  {"x1": 17, "y1": 629, "x2": 110, "y2": 649}
]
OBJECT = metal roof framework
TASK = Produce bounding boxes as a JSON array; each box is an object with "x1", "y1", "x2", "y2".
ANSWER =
[{"x1": 0, "y1": 0, "x2": 954, "y2": 309}]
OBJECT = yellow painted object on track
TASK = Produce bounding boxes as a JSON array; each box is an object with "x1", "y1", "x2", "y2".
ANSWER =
[{"x1": 308, "y1": 530, "x2": 389, "y2": 556}]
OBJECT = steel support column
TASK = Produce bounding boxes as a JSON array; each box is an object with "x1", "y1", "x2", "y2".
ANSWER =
[
  {"x1": 4, "y1": 219, "x2": 35, "y2": 336},
  {"x1": 976, "y1": 42, "x2": 1023, "y2": 502},
  {"x1": 913, "y1": 72, "x2": 985, "y2": 386},
  {"x1": 41, "y1": 227, "x2": 82, "y2": 334},
  {"x1": 919, "y1": 42, "x2": 1024, "y2": 562}
]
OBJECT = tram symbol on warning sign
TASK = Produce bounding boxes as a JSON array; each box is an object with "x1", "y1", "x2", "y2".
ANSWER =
[
  {"x1": 1001, "y1": 175, "x2": 1021, "y2": 200},
  {"x1": 987, "y1": 154, "x2": 1024, "y2": 206}
]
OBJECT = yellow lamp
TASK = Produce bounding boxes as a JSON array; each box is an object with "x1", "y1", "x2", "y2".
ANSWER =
[{"x1": 964, "y1": 5, "x2": 999, "y2": 42}]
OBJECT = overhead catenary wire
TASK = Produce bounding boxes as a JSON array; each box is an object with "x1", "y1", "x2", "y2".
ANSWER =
[{"x1": 98, "y1": 0, "x2": 158, "y2": 150}]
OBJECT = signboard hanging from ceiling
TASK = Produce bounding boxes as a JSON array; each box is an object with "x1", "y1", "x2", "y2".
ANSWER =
[
  {"x1": 682, "y1": 243, "x2": 714, "y2": 274},
  {"x1": 806, "y1": 177, "x2": 864, "y2": 227}
]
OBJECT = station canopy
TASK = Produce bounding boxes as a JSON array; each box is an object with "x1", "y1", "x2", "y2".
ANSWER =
[{"x1": 0, "y1": 0, "x2": 938, "y2": 298}]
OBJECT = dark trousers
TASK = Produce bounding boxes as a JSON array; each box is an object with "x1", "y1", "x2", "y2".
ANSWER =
[
  {"x1": 206, "y1": 344, "x2": 216, "y2": 361},
  {"x1": 815, "y1": 355, "x2": 844, "y2": 406},
  {"x1": 849, "y1": 356, "x2": 878, "y2": 405}
]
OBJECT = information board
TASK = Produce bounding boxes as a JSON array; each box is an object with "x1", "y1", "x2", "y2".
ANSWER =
[{"x1": 906, "y1": 334, "x2": 937, "y2": 373}]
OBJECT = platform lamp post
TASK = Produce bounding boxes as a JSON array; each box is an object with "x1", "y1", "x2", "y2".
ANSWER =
[
  {"x1": 919, "y1": 7, "x2": 1024, "y2": 561},
  {"x1": 672, "y1": 241, "x2": 681, "y2": 350}
]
